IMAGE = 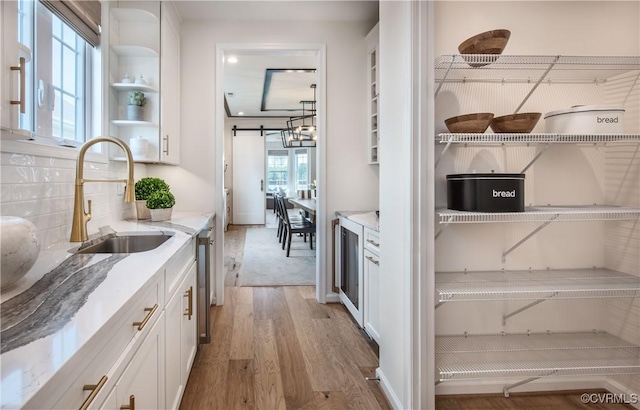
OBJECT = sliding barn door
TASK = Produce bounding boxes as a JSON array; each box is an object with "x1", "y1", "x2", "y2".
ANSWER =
[{"x1": 232, "y1": 130, "x2": 265, "y2": 225}]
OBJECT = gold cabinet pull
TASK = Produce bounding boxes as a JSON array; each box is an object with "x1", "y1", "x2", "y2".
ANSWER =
[
  {"x1": 120, "y1": 394, "x2": 135, "y2": 410},
  {"x1": 132, "y1": 304, "x2": 158, "y2": 331},
  {"x1": 80, "y1": 375, "x2": 108, "y2": 410},
  {"x1": 183, "y1": 286, "x2": 193, "y2": 320},
  {"x1": 10, "y1": 57, "x2": 26, "y2": 113}
]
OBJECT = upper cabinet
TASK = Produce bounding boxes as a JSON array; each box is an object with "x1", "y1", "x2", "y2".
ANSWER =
[
  {"x1": 1, "y1": 0, "x2": 31, "y2": 133},
  {"x1": 365, "y1": 23, "x2": 379, "y2": 165},
  {"x1": 106, "y1": 1, "x2": 181, "y2": 165},
  {"x1": 159, "y1": 2, "x2": 181, "y2": 165}
]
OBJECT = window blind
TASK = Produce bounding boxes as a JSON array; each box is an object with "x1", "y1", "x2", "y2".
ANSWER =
[{"x1": 39, "y1": 0, "x2": 101, "y2": 47}]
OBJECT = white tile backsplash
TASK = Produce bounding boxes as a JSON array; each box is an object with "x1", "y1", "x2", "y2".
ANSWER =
[{"x1": 1, "y1": 152, "x2": 135, "y2": 248}]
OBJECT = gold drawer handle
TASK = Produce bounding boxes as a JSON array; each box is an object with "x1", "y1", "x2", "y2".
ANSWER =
[
  {"x1": 366, "y1": 239, "x2": 380, "y2": 247},
  {"x1": 132, "y1": 304, "x2": 158, "y2": 331},
  {"x1": 120, "y1": 394, "x2": 135, "y2": 410},
  {"x1": 80, "y1": 375, "x2": 108, "y2": 410},
  {"x1": 365, "y1": 255, "x2": 379, "y2": 266},
  {"x1": 183, "y1": 286, "x2": 193, "y2": 320},
  {"x1": 10, "y1": 57, "x2": 26, "y2": 113}
]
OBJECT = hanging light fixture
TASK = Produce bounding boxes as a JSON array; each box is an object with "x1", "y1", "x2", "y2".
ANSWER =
[{"x1": 282, "y1": 84, "x2": 317, "y2": 148}]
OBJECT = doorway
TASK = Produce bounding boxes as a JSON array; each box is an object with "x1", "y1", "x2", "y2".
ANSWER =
[
  {"x1": 215, "y1": 44, "x2": 327, "y2": 304},
  {"x1": 232, "y1": 130, "x2": 265, "y2": 225}
]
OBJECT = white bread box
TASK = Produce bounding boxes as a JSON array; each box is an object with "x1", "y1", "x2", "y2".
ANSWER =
[{"x1": 544, "y1": 105, "x2": 625, "y2": 134}]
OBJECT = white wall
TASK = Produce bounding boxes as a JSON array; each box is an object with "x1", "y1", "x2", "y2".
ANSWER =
[
  {"x1": 170, "y1": 18, "x2": 380, "y2": 296},
  {"x1": 378, "y1": 1, "x2": 414, "y2": 408}
]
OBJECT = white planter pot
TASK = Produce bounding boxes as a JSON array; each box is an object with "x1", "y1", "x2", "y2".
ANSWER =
[
  {"x1": 127, "y1": 105, "x2": 144, "y2": 121},
  {"x1": 135, "y1": 200, "x2": 151, "y2": 220},
  {"x1": 150, "y1": 208, "x2": 173, "y2": 222}
]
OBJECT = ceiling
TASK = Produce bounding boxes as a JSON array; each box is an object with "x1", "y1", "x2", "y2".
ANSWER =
[
  {"x1": 173, "y1": 1, "x2": 378, "y2": 23},
  {"x1": 172, "y1": 0, "x2": 378, "y2": 123}
]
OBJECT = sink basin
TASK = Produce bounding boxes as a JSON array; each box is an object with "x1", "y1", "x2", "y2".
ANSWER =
[{"x1": 76, "y1": 232, "x2": 174, "y2": 254}]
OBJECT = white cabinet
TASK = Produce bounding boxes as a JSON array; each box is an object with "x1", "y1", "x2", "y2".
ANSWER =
[
  {"x1": 159, "y1": 2, "x2": 181, "y2": 165},
  {"x1": 106, "y1": 1, "x2": 181, "y2": 165},
  {"x1": 113, "y1": 314, "x2": 166, "y2": 410},
  {"x1": 365, "y1": 23, "x2": 379, "y2": 165},
  {"x1": 51, "y1": 275, "x2": 163, "y2": 410},
  {"x1": 165, "y1": 259, "x2": 197, "y2": 409},
  {"x1": 363, "y1": 228, "x2": 381, "y2": 344},
  {"x1": 1, "y1": 0, "x2": 31, "y2": 132}
]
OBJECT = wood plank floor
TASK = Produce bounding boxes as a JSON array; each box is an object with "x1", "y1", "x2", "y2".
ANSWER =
[
  {"x1": 181, "y1": 225, "x2": 636, "y2": 409},
  {"x1": 180, "y1": 225, "x2": 390, "y2": 409}
]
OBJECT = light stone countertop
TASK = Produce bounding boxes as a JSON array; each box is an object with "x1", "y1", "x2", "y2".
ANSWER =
[
  {"x1": 336, "y1": 210, "x2": 379, "y2": 232},
  {"x1": 0, "y1": 211, "x2": 213, "y2": 409}
]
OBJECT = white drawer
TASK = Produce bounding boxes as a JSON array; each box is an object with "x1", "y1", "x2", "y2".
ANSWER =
[
  {"x1": 364, "y1": 228, "x2": 379, "y2": 255},
  {"x1": 49, "y1": 276, "x2": 162, "y2": 410}
]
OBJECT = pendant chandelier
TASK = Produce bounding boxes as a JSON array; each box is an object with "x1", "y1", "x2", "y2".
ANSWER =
[{"x1": 282, "y1": 84, "x2": 317, "y2": 148}]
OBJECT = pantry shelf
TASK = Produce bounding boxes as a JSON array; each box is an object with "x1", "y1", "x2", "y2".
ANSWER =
[
  {"x1": 437, "y1": 206, "x2": 640, "y2": 224},
  {"x1": 438, "y1": 133, "x2": 640, "y2": 145},
  {"x1": 435, "y1": 55, "x2": 640, "y2": 84},
  {"x1": 436, "y1": 331, "x2": 640, "y2": 394},
  {"x1": 435, "y1": 268, "x2": 640, "y2": 304}
]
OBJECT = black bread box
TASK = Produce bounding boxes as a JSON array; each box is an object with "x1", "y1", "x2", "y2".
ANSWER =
[{"x1": 447, "y1": 173, "x2": 525, "y2": 212}]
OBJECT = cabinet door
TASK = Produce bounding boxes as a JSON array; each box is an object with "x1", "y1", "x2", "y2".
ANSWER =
[
  {"x1": 2, "y1": 1, "x2": 20, "y2": 130},
  {"x1": 116, "y1": 313, "x2": 165, "y2": 410},
  {"x1": 364, "y1": 248, "x2": 381, "y2": 344},
  {"x1": 181, "y1": 262, "x2": 198, "y2": 386},
  {"x1": 165, "y1": 280, "x2": 183, "y2": 409},
  {"x1": 159, "y1": 2, "x2": 180, "y2": 165},
  {"x1": 165, "y1": 260, "x2": 197, "y2": 409}
]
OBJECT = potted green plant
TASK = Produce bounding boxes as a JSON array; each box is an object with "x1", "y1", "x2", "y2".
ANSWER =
[
  {"x1": 146, "y1": 190, "x2": 176, "y2": 222},
  {"x1": 134, "y1": 177, "x2": 170, "y2": 219},
  {"x1": 127, "y1": 91, "x2": 147, "y2": 121}
]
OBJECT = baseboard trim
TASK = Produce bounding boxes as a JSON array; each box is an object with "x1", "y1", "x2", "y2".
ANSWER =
[
  {"x1": 376, "y1": 367, "x2": 403, "y2": 410},
  {"x1": 324, "y1": 293, "x2": 340, "y2": 303}
]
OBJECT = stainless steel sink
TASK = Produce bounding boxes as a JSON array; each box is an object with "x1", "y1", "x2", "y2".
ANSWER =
[{"x1": 76, "y1": 232, "x2": 174, "y2": 254}]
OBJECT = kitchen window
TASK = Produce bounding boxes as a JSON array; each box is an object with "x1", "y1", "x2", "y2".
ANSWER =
[{"x1": 13, "y1": 0, "x2": 94, "y2": 145}]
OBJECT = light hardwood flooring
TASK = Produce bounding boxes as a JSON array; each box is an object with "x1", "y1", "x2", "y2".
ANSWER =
[{"x1": 180, "y1": 225, "x2": 389, "y2": 409}]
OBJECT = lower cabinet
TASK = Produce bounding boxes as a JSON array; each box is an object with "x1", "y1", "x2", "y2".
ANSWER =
[
  {"x1": 165, "y1": 259, "x2": 197, "y2": 409},
  {"x1": 363, "y1": 228, "x2": 381, "y2": 344},
  {"x1": 110, "y1": 314, "x2": 166, "y2": 410},
  {"x1": 48, "y1": 238, "x2": 199, "y2": 410}
]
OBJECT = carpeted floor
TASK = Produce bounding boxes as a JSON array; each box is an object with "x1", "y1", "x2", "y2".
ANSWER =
[{"x1": 240, "y1": 227, "x2": 316, "y2": 286}]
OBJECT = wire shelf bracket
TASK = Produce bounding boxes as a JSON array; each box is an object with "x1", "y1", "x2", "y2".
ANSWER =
[
  {"x1": 503, "y1": 373, "x2": 556, "y2": 397},
  {"x1": 502, "y1": 293, "x2": 558, "y2": 326},
  {"x1": 502, "y1": 215, "x2": 558, "y2": 262}
]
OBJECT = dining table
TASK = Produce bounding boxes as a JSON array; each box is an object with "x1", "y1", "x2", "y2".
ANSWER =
[{"x1": 288, "y1": 197, "x2": 317, "y2": 223}]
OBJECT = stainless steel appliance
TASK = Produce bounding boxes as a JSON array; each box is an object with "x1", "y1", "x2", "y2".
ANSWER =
[
  {"x1": 197, "y1": 219, "x2": 214, "y2": 344},
  {"x1": 337, "y1": 217, "x2": 364, "y2": 326}
]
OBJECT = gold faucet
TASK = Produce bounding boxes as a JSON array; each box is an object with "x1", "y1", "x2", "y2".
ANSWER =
[{"x1": 70, "y1": 136, "x2": 135, "y2": 242}]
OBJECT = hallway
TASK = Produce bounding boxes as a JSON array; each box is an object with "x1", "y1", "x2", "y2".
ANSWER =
[{"x1": 179, "y1": 222, "x2": 388, "y2": 409}]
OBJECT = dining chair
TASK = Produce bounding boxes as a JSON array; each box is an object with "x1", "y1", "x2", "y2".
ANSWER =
[{"x1": 280, "y1": 198, "x2": 316, "y2": 257}]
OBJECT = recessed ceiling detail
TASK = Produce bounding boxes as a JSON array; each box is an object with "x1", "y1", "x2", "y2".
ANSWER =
[
  {"x1": 224, "y1": 54, "x2": 318, "y2": 118},
  {"x1": 261, "y1": 69, "x2": 317, "y2": 112}
]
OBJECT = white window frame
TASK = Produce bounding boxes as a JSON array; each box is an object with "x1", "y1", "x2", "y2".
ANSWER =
[{"x1": 1, "y1": 0, "x2": 105, "y2": 162}]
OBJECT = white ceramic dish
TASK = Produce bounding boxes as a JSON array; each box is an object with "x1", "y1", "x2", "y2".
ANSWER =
[{"x1": 544, "y1": 105, "x2": 625, "y2": 134}]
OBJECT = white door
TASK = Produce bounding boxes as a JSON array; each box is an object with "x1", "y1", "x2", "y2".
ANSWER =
[{"x1": 232, "y1": 130, "x2": 265, "y2": 224}]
